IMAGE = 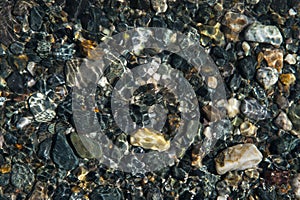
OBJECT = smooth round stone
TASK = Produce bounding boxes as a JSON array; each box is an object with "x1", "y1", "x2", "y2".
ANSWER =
[
  {"x1": 275, "y1": 111, "x2": 293, "y2": 131},
  {"x1": 245, "y1": 23, "x2": 283, "y2": 46},
  {"x1": 70, "y1": 132, "x2": 95, "y2": 159}
]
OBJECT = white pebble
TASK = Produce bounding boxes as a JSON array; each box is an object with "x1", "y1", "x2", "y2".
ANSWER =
[{"x1": 285, "y1": 54, "x2": 297, "y2": 65}]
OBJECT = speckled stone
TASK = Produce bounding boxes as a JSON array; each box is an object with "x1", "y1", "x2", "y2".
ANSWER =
[
  {"x1": 241, "y1": 98, "x2": 269, "y2": 120},
  {"x1": 225, "y1": 97, "x2": 241, "y2": 118},
  {"x1": 256, "y1": 67, "x2": 279, "y2": 89},
  {"x1": 245, "y1": 23, "x2": 283, "y2": 46},
  {"x1": 11, "y1": 163, "x2": 35, "y2": 191},
  {"x1": 215, "y1": 143, "x2": 263, "y2": 175},
  {"x1": 52, "y1": 132, "x2": 79, "y2": 170},
  {"x1": 263, "y1": 49, "x2": 283, "y2": 72},
  {"x1": 222, "y1": 11, "x2": 249, "y2": 41}
]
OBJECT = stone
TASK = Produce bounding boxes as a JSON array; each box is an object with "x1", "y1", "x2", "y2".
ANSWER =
[
  {"x1": 151, "y1": 0, "x2": 168, "y2": 14},
  {"x1": 215, "y1": 143, "x2": 263, "y2": 175},
  {"x1": 11, "y1": 163, "x2": 35, "y2": 192},
  {"x1": 52, "y1": 133, "x2": 79, "y2": 170},
  {"x1": 28, "y1": 92, "x2": 57, "y2": 122},
  {"x1": 70, "y1": 132, "x2": 95, "y2": 159},
  {"x1": 279, "y1": 73, "x2": 296, "y2": 86},
  {"x1": 263, "y1": 49, "x2": 283, "y2": 72},
  {"x1": 241, "y1": 98, "x2": 269, "y2": 120},
  {"x1": 207, "y1": 76, "x2": 218, "y2": 89},
  {"x1": 285, "y1": 54, "x2": 297, "y2": 65},
  {"x1": 222, "y1": 11, "x2": 249, "y2": 41},
  {"x1": 240, "y1": 121, "x2": 257, "y2": 137},
  {"x1": 199, "y1": 23, "x2": 225, "y2": 46},
  {"x1": 37, "y1": 138, "x2": 52, "y2": 160},
  {"x1": 245, "y1": 23, "x2": 283, "y2": 46},
  {"x1": 5, "y1": 72, "x2": 25, "y2": 94},
  {"x1": 256, "y1": 67, "x2": 279, "y2": 89},
  {"x1": 89, "y1": 186, "x2": 124, "y2": 200},
  {"x1": 9, "y1": 42, "x2": 24, "y2": 55},
  {"x1": 225, "y1": 97, "x2": 240, "y2": 118},
  {"x1": 275, "y1": 111, "x2": 293, "y2": 131},
  {"x1": 288, "y1": 104, "x2": 300, "y2": 131},
  {"x1": 130, "y1": 128, "x2": 170, "y2": 152},
  {"x1": 237, "y1": 56, "x2": 256, "y2": 79},
  {"x1": 29, "y1": 6, "x2": 45, "y2": 31}
]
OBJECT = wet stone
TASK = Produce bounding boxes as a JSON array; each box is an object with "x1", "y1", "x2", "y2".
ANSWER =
[
  {"x1": 9, "y1": 42, "x2": 24, "y2": 55},
  {"x1": 37, "y1": 138, "x2": 53, "y2": 160},
  {"x1": 89, "y1": 186, "x2": 124, "y2": 200},
  {"x1": 11, "y1": 163, "x2": 35, "y2": 191},
  {"x1": 151, "y1": 0, "x2": 168, "y2": 14},
  {"x1": 256, "y1": 67, "x2": 279, "y2": 89},
  {"x1": 28, "y1": 92, "x2": 57, "y2": 122},
  {"x1": 237, "y1": 56, "x2": 256, "y2": 79},
  {"x1": 5, "y1": 71, "x2": 25, "y2": 94},
  {"x1": 70, "y1": 132, "x2": 95, "y2": 159},
  {"x1": 241, "y1": 98, "x2": 269, "y2": 121},
  {"x1": 52, "y1": 132, "x2": 79, "y2": 171},
  {"x1": 30, "y1": 6, "x2": 45, "y2": 31},
  {"x1": 275, "y1": 111, "x2": 293, "y2": 131},
  {"x1": 244, "y1": 23, "x2": 283, "y2": 46},
  {"x1": 225, "y1": 97, "x2": 240, "y2": 118},
  {"x1": 215, "y1": 143, "x2": 263, "y2": 175},
  {"x1": 263, "y1": 49, "x2": 283, "y2": 72}
]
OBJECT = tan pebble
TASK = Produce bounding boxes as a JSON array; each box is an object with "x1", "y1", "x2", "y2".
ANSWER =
[
  {"x1": 130, "y1": 128, "x2": 170, "y2": 152},
  {"x1": 242, "y1": 41, "x2": 251, "y2": 56},
  {"x1": 199, "y1": 23, "x2": 225, "y2": 46},
  {"x1": 240, "y1": 121, "x2": 257, "y2": 137},
  {"x1": 275, "y1": 111, "x2": 293, "y2": 131},
  {"x1": 225, "y1": 97, "x2": 241, "y2": 118},
  {"x1": 207, "y1": 76, "x2": 218, "y2": 89},
  {"x1": 279, "y1": 73, "x2": 296, "y2": 86},
  {"x1": 222, "y1": 12, "x2": 249, "y2": 33},
  {"x1": 215, "y1": 143, "x2": 263, "y2": 175},
  {"x1": 263, "y1": 49, "x2": 283, "y2": 72}
]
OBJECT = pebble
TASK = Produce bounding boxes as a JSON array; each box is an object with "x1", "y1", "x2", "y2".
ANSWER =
[
  {"x1": 279, "y1": 73, "x2": 296, "y2": 86},
  {"x1": 29, "y1": 6, "x2": 45, "y2": 31},
  {"x1": 237, "y1": 56, "x2": 256, "y2": 79},
  {"x1": 241, "y1": 98, "x2": 269, "y2": 120},
  {"x1": 222, "y1": 11, "x2": 249, "y2": 41},
  {"x1": 288, "y1": 104, "x2": 300, "y2": 131},
  {"x1": 28, "y1": 92, "x2": 57, "y2": 122},
  {"x1": 5, "y1": 72, "x2": 25, "y2": 94},
  {"x1": 89, "y1": 186, "x2": 124, "y2": 200},
  {"x1": 240, "y1": 121, "x2": 258, "y2": 137},
  {"x1": 275, "y1": 111, "x2": 293, "y2": 131},
  {"x1": 11, "y1": 163, "x2": 35, "y2": 191},
  {"x1": 70, "y1": 132, "x2": 95, "y2": 159},
  {"x1": 244, "y1": 23, "x2": 283, "y2": 46},
  {"x1": 207, "y1": 76, "x2": 218, "y2": 89},
  {"x1": 9, "y1": 42, "x2": 24, "y2": 55},
  {"x1": 263, "y1": 49, "x2": 283, "y2": 72},
  {"x1": 256, "y1": 67, "x2": 279, "y2": 89},
  {"x1": 225, "y1": 97, "x2": 241, "y2": 118},
  {"x1": 151, "y1": 0, "x2": 168, "y2": 14},
  {"x1": 52, "y1": 132, "x2": 79, "y2": 170},
  {"x1": 285, "y1": 54, "x2": 297, "y2": 65},
  {"x1": 37, "y1": 138, "x2": 52, "y2": 160},
  {"x1": 215, "y1": 143, "x2": 263, "y2": 175},
  {"x1": 199, "y1": 23, "x2": 225, "y2": 46},
  {"x1": 130, "y1": 128, "x2": 170, "y2": 152}
]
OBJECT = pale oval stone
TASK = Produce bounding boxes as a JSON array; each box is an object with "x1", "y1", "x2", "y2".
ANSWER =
[
  {"x1": 151, "y1": 0, "x2": 168, "y2": 14},
  {"x1": 130, "y1": 128, "x2": 170, "y2": 152},
  {"x1": 275, "y1": 111, "x2": 293, "y2": 131},
  {"x1": 240, "y1": 121, "x2": 257, "y2": 137},
  {"x1": 207, "y1": 76, "x2": 218, "y2": 89},
  {"x1": 285, "y1": 54, "x2": 297, "y2": 65},
  {"x1": 225, "y1": 97, "x2": 241, "y2": 118},
  {"x1": 215, "y1": 143, "x2": 263, "y2": 175}
]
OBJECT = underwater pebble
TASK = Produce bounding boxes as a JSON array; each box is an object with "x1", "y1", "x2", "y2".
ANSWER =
[
  {"x1": 222, "y1": 11, "x2": 249, "y2": 41},
  {"x1": 130, "y1": 128, "x2": 170, "y2": 152},
  {"x1": 237, "y1": 56, "x2": 256, "y2": 79},
  {"x1": 215, "y1": 143, "x2": 263, "y2": 175},
  {"x1": 11, "y1": 163, "x2": 35, "y2": 191},
  {"x1": 225, "y1": 97, "x2": 241, "y2": 118},
  {"x1": 256, "y1": 67, "x2": 278, "y2": 89},
  {"x1": 241, "y1": 98, "x2": 269, "y2": 120},
  {"x1": 28, "y1": 92, "x2": 57, "y2": 122},
  {"x1": 245, "y1": 23, "x2": 283, "y2": 46},
  {"x1": 52, "y1": 132, "x2": 79, "y2": 170},
  {"x1": 151, "y1": 0, "x2": 168, "y2": 14},
  {"x1": 285, "y1": 54, "x2": 297, "y2": 65},
  {"x1": 240, "y1": 121, "x2": 257, "y2": 137},
  {"x1": 89, "y1": 186, "x2": 124, "y2": 200},
  {"x1": 279, "y1": 73, "x2": 296, "y2": 87},
  {"x1": 292, "y1": 173, "x2": 300, "y2": 199},
  {"x1": 275, "y1": 111, "x2": 293, "y2": 131},
  {"x1": 263, "y1": 49, "x2": 283, "y2": 72}
]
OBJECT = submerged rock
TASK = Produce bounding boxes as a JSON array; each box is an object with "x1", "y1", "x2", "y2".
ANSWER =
[
  {"x1": 215, "y1": 143, "x2": 263, "y2": 175},
  {"x1": 245, "y1": 23, "x2": 283, "y2": 46}
]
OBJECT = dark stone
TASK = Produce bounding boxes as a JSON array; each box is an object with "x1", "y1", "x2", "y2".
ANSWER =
[
  {"x1": 145, "y1": 187, "x2": 162, "y2": 200},
  {"x1": 51, "y1": 133, "x2": 79, "y2": 170},
  {"x1": 52, "y1": 183, "x2": 72, "y2": 200},
  {"x1": 9, "y1": 42, "x2": 24, "y2": 55},
  {"x1": 29, "y1": 6, "x2": 45, "y2": 31},
  {"x1": 179, "y1": 191, "x2": 193, "y2": 200},
  {"x1": 0, "y1": 173, "x2": 10, "y2": 186},
  {"x1": 89, "y1": 186, "x2": 124, "y2": 200},
  {"x1": 254, "y1": 187, "x2": 276, "y2": 200},
  {"x1": 269, "y1": 134, "x2": 300, "y2": 154},
  {"x1": 11, "y1": 163, "x2": 35, "y2": 192},
  {"x1": 150, "y1": 16, "x2": 168, "y2": 28},
  {"x1": 37, "y1": 138, "x2": 52, "y2": 160},
  {"x1": 6, "y1": 72, "x2": 25, "y2": 94},
  {"x1": 130, "y1": 0, "x2": 150, "y2": 10},
  {"x1": 229, "y1": 73, "x2": 242, "y2": 92},
  {"x1": 270, "y1": 0, "x2": 288, "y2": 16},
  {"x1": 236, "y1": 56, "x2": 256, "y2": 79}
]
